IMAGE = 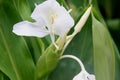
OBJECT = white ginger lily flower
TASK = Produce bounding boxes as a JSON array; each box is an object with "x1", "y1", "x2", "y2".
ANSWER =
[
  {"x1": 73, "y1": 70, "x2": 95, "y2": 80},
  {"x1": 60, "y1": 55, "x2": 96, "y2": 80},
  {"x1": 13, "y1": 0, "x2": 74, "y2": 48}
]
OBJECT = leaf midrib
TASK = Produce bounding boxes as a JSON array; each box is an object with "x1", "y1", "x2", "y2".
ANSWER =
[{"x1": 0, "y1": 27, "x2": 22, "y2": 80}]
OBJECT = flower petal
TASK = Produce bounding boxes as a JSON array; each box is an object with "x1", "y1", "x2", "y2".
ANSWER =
[
  {"x1": 73, "y1": 70, "x2": 96, "y2": 80},
  {"x1": 31, "y1": 0, "x2": 60, "y2": 24},
  {"x1": 73, "y1": 72, "x2": 84, "y2": 80},
  {"x1": 13, "y1": 21, "x2": 49, "y2": 37},
  {"x1": 88, "y1": 74, "x2": 96, "y2": 80},
  {"x1": 53, "y1": 6, "x2": 74, "y2": 36},
  {"x1": 31, "y1": 0, "x2": 74, "y2": 37}
]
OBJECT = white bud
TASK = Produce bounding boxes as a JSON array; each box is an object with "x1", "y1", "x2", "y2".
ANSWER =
[
  {"x1": 63, "y1": 6, "x2": 92, "y2": 52},
  {"x1": 74, "y1": 6, "x2": 92, "y2": 34},
  {"x1": 73, "y1": 70, "x2": 96, "y2": 80}
]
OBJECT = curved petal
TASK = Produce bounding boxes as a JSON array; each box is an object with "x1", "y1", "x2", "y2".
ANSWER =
[
  {"x1": 73, "y1": 72, "x2": 83, "y2": 80},
  {"x1": 13, "y1": 21, "x2": 49, "y2": 37},
  {"x1": 88, "y1": 74, "x2": 96, "y2": 80},
  {"x1": 31, "y1": 0, "x2": 60, "y2": 24},
  {"x1": 31, "y1": 0, "x2": 74, "y2": 37},
  {"x1": 73, "y1": 70, "x2": 96, "y2": 80},
  {"x1": 53, "y1": 6, "x2": 74, "y2": 36}
]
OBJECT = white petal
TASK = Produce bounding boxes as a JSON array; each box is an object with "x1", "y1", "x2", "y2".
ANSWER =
[
  {"x1": 31, "y1": 0, "x2": 60, "y2": 23},
  {"x1": 88, "y1": 74, "x2": 96, "y2": 80},
  {"x1": 73, "y1": 70, "x2": 96, "y2": 80},
  {"x1": 53, "y1": 6, "x2": 74, "y2": 36},
  {"x1": 73, "y1": 72, "x2": 84, "y2": 80},
  {"x1": 13, "y1": 21, "x2": 49, "y2": 37},
  {"x1": 31, "y1": 0, "x2": 74, "y2": 37}
]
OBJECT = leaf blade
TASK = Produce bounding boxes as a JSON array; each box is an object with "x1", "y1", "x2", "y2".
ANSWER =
[
  {"x1": 92, "y1": 13, "x2": 115, "y2": 80},
  {"x1": 0, "y1": 2, "x2": 35, "y2": 80}
]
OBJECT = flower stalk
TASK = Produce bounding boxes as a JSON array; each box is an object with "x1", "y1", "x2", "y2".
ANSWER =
[{"x1": 60, "y1": 55, "x2": 96, "y2": 80}]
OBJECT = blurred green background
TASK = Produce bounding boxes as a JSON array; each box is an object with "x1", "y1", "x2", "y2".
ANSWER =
[{"x1": 0, "y1": 0, "x2": 120, "y2": 80}]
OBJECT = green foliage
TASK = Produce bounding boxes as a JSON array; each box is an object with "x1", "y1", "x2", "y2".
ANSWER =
[
  {"x1": 49, "y1": 14, "x2": 93, "y2": 80},
  {"x1": 92, "y1": 13, "x2": 115, "y2": 80},
  {"x1": 35, "y1": 45, "x2": 61, "y2": 80},
  {"x1": 12, "y1": 0, "x2": 31, "y2": 20},
  {"x1": 0, "y1": 0, "x2": 120, "y2": 80},
  {"x1": 0, "y1": 4, "x2": 35, "y2": 80}
]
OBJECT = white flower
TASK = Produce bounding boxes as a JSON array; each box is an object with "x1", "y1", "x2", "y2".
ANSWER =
[
  {"x1": 13, "y1": 0, "x2": 74, "y2": 48},
  {"x1": 73, "y1": 70, "x2": 95, "y2": 80},
  {"x1": 60, "y1": 55, "x2": 96, "y2": 80}
]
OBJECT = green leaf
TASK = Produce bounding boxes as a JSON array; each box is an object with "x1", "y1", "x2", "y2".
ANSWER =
[
  {"x1": 92, "y1": 12, "x2": 115, "y2": 80},
  {"x1": 25, "y1": 37, "x2": 45, "y2": 64},
  {"x1": 0, "y1": 2, "x2": 35, "y2": 80},
  {"x1": 35, "y1": 45, "x2": 61, "y2": 80},
  {"x1": 113, "y1": 43, "x2": 120, "y2": 80},
  {"x1": 12, "y1": 0, "x2": 31, "y2": 20}
]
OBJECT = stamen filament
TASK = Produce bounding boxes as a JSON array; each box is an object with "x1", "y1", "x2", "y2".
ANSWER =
[
  {"x1": 50, "y1": 33, "x2": 59, "y2": 49},
  {"x1": 68, "y1": 9, "x2": 72, "y2": 13},
  {"x1": 51, "y1": 15, "x2": 54, "y2": 24}
]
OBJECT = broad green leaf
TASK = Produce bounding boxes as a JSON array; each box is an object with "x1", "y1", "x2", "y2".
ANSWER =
[
  {"x1": 0, "y1": 2, "x2": 35, "y2": 80},
  {"x1": 12, "y1": 0, "x2": 31, "y2": 20},
  {"x1": 25, "y1": 37, "x2": 45, "y2": 64},
  {"x1": 113, "y1": 43, "x2": 120, "y2": 80},
  {"x1": 35, "y1": 45, "x2": 61, "y2": 80},
  {"x1": 92, "y1": 13, "x2": 115, "y2": 80}
]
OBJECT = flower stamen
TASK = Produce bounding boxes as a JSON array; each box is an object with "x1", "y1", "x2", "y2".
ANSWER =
[{"x1": 51, "y1": 15, "x2": 55, "y2": 24}]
